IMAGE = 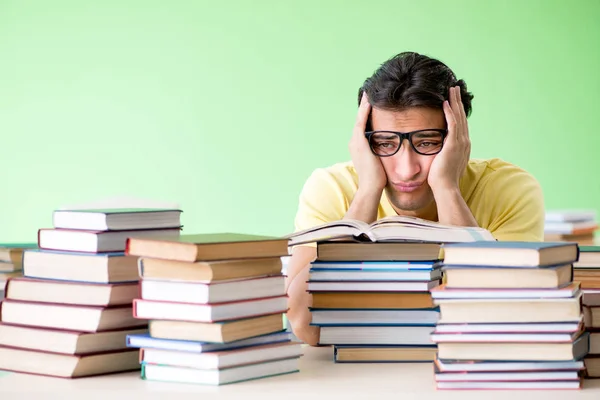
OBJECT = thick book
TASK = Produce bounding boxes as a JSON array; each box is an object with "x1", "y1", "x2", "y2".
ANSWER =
[
  {"x1": 308, "y1": 267, "x2": 442, "y2": 282},
  {"x1": 311, "y1": 292, "x2": 434, "y2": 309},
  {"x1": 140, "y1": 275, "x2": 285, "y2": 304},
  {"x1": 307, "y1": 280, "x2": 440, "y2": 292},
  {"x1": 316, "y1": 242, "x2": 442, "y2": 262},
  {"x1": 434, "y1": 295, "x2": 582, "y2": 324},
  {"x1": 52, "y1": 208, "x2": 182, "y2": 231},
  {"x1": 140, "y1": 341, "x2": 303, "y2": 370},
  {"x1": 5, "y1": 277, "x2": 139, "y2": 306},
  {"x1": 0, "y1": 347, "x2": 140, "y2": 378},
  {"x1": 441, "y1": 241, "x2": 579, "y2": 267},
  {"x1": 0, "y1": 324, "x2": 147, "y2": 354},
  {"x1": 0, "y1": 243, "x2": 37, "y2": 264},
  {"x1": 575, "y1": 246, "x2": 600, "y2": 268},
  {"x1": 441, "y1": 263, "x2": 574, "y2": 289},
  {"x1": 434, "y1": 355, "x2": 584, "y2": 372},
  {"x1": 126, "y1": 331, "x2": 291, "y2": 353},
  {"x1": 286, "y1": 216, "x2": 495, "y2": 246},
  {"x1": 431, "y1": 282, "x2": 581, "y2": 299},
  {"x1": 141, "y1": 357, "x2": 300, "y2": 385},
  {"x1": 310, "y1": 308, "x2": 440, "y2": 326},
  {"x1": 126, "y1": 233, "x2": 290, "y2": 262},
  {"x1": 38, "y1": 227, "x2": 182, "y2": 253},
  {"x1": 23, "y1": 250, "x2": 139, "y2": 283},
  {"x1": 0, "y1": 300, "x2": 146, "y2": 332},
  {"x1": 319, "y1": 325, "x2": 435, "y2": 345},
  {"x1": 133, "y1": 296, "x2": 287, "y2": 323},
  {"x1": 138, "y1": 256, "x2": 283, "y2": 282},
  {"x1": 437, "y1": 332, "x2": 589, "y2": 361},
  {"x1": 149, "y1": 313, "x2": 285, "y2": 343},
  {"x1": 334, "y1": 345, "x2": 437, "y2": 363}
]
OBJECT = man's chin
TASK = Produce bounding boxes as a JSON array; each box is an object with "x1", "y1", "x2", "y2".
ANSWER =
[{"x1": 386, "y1": 187, "x2": 432, "y2": 213}]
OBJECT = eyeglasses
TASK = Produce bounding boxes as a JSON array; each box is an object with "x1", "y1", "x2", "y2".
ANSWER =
[{"x1": 365, "y1": 129, "x2": 447, "y2": 157}]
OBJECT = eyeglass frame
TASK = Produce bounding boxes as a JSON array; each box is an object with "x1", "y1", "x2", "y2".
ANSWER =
[{"x1": 364, "y1": 128, "x2": 448, "y2": 157}]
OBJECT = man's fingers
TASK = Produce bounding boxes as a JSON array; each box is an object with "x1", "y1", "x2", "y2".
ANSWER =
[
  {"x1": 443, "y1": 99, "x2": 457, "y2": 141},
  {"x1": 455, "y1": 86, "x2": 469, "y2": 138},
  {"x1": 354, "y1": 92, "x2": 372, "y2": 135}
]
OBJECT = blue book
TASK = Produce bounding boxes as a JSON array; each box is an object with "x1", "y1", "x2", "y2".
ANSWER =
[
  {"x1": 126, "y1": 331, "x2": 291, "y2": 353},
  {"x1": 441, "y1": 241, "x2": 579, "y2": 268}
]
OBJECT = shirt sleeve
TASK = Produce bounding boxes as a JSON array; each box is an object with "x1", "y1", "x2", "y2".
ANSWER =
[
  {"x1": 293, "y1": 168, "x2": 349, "y2": 233},
  {"x1": 482, "y1": 168, "x2": 545, "y2": 242}
]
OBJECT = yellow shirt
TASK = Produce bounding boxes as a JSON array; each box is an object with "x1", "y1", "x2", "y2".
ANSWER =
[{"x1": 293, "y1": 158, "x2": 544, "y2": 242}]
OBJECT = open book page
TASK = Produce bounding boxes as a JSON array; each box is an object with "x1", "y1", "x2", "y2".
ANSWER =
[
  {"x1": 286, "y1": 215, "x2": 495, "y2": 245},
  {"x1": 367, "y1": 216, "x2": 496, "y2": 242},
  {"x1": 285, "y1": 219, "x2": 372, "y2": 246}
]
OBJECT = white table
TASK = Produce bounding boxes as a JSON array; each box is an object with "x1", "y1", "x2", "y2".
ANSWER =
[{"x1": 1, "y1": 345, "x2": 599, "y2": 400}]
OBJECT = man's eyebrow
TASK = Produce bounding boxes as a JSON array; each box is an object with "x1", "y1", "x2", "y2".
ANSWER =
[
  {"x1": 373, "y1": 134, "x2": 398, "y2": 140},
  {"x1": 412, "y1": 130, "x2": 443, "y2": 138}
]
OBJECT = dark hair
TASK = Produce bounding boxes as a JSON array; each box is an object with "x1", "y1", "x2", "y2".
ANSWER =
[{"x1": 358, "y1": 51, "x2": 473, "y2": 118}]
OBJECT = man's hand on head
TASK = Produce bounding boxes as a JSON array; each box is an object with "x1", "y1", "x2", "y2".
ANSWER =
[
  {"x1": 427, "y1": 86, "x2": 471, "y2": 196},
  {"x1": 349, "y1": 92, "x2": 387, "y2": 199},
  {"x1": 344, "y1": 92, "x2": 388, "y2": 224}
]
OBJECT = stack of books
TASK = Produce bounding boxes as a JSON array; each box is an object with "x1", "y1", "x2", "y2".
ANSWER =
[
  {"x1": 430, "y1": 241, "x2": 588, "y2": 390},
  {"x1": 0, "y1": 207, "x2": 182, "y2": 378},
  {"x1": 576, "y1": 245, "x2": 600, "y2": 378},
  {"x1": 307, "y1": 243, "x2": 442, "y2": 363},
  {"x1": 125, "y1": 232, "x2": 303, "y2": 385},
  {"x1": 0, "y1": 243, "x2": 37, "y2": 300},
  {"x1": 287, "y1": 216, "x2": 496, "y2": 363},
  {"x1": 545, "y1": 209, "x2": 598, "y2": 245}
]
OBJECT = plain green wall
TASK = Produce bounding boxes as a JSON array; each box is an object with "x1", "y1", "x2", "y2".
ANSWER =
[{"x1": 1, "y1": 0, "x2": 599, "y2": 242}]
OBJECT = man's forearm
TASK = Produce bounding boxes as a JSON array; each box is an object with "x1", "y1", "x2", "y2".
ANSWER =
[
  {"x1": 343, "y1": 189, "x2": 381, "y2": 223},
  {"x1": 433, "y1": 187, "x2": 479, "y2": 227}
]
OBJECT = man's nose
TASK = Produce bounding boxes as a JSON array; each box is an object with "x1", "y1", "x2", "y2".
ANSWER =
[{"x1": 392, "y1": 140, "x2": 421, "y2": 181}]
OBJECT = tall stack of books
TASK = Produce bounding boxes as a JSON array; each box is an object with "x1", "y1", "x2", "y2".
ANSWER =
[
  {"x1": 286, "y1": 216, "x2": 496, "y2": 363},
  {"x1": 125, "y1": 233, "x2": 303, "y2": 385},
  {"x1": 0, "y1": 243, "x2": 37, "y2": 300},
  {"x1": 430, "y1": 241, "x2": 588, "y2": 390},
  {"x1": 0, "y1": 208, "x2": 182, "y2": 378},
  {"x1": 545, "y1": 209, "x2": 598, "y2": 245},
  {"x1": 576, "y1": 245, "x2": 600, "y2": 378}
]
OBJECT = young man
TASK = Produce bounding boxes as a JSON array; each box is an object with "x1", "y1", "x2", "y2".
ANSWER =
[{"x1": 285, "y1": 51, "x2": 545, "y2": 346}]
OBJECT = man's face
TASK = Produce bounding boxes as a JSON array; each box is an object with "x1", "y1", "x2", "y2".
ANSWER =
[{"x1": 370, "y1": 107, "x2": 446, "y2": 213}]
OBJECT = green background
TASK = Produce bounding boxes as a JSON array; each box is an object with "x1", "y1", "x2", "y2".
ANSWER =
[{"x1": 1, "y1": 0, "x2": 599, "y2": 242}]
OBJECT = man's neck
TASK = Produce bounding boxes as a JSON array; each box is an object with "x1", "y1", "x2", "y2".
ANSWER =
[{"x1": 390, "y1": 201, "x2": 438, "y2": 222}]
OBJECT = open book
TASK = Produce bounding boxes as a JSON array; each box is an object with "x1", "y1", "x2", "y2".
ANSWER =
[{"x1": 286, "y1": 216, "x2": 496, "y2": 246}]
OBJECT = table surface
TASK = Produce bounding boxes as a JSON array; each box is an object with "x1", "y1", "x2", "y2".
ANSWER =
[{"x1": 0, "y1": 345, "x2": 599, "y2": 400}]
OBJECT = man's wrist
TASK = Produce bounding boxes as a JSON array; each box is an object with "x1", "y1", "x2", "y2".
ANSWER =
[
  {"x1": 355, "y1": 187, "x2": 384, "y2": 203},
  {"x1": 430, "y1": 182, "x2": 461, "y2": 201}
]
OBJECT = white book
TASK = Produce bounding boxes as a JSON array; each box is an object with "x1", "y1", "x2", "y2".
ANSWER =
[
  {"x1": 437, "y1": 381, "x2": 580, "y2": 390},
  {"x1": 141, "y1": 342, "x2": 303, "y2": 370},
  {"x1": 431, "y1": 331, "x2": 582, "y2": 343},
  {"x1": 545, "y1": 209, "x2": 597, "y2": 223},
  {"x1": 140, "y1": 276, "x2": 285, "y2": 304},
  {"x1": 311, "y1": 309, "x2": 439, "y2": 326},
  {"x1": 308, "y1": 269, "x2": 441, "y2": 281},
  {"x1": 127, "y1": 331, "x2": 291, "y2": 353},
  {"x1": 434, "y1": 320, "x2": 582, "y2": 334},
  {"x1": 133, "y1": 296, "x2": 287, "y2": 322},
  {"x1": 307, "y1": 280, "x2": 439, "y2": 292},
  {"x1": 435, "y1": 358, "x2": 584, "y2": 372},
  {"x1": 142, "y1": 357, "x2": 300, "y2": 385},
  {"x1": 435, "y1": 370, "x2": 579, "y2": 382},
  {"x1": 319, "y1": 325, "x2": 435, "y2": 345}
]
